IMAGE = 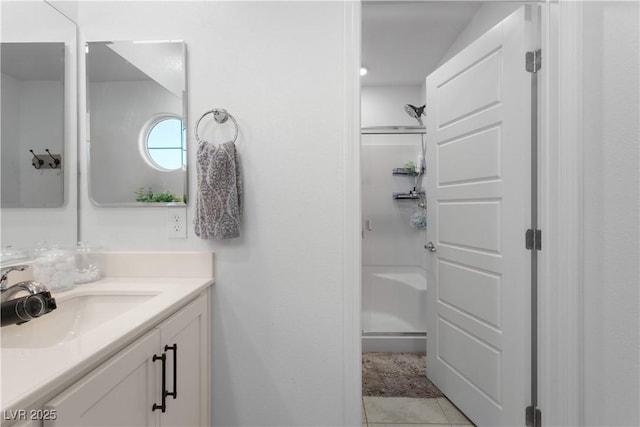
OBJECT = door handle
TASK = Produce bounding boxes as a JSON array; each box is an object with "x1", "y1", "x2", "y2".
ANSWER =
[
  {"x1": 365, "y1": 219, "x2": 372, "y2": 231},
  {"x1": 425, "y1": 242, "x2": 437, "y2": 252}
]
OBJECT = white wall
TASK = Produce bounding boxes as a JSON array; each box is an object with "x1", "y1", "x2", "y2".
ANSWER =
[
  {"x1": 18, "y1": 80, "x2": 64, "y2": 207},
  {"x1": 76, "y1": 2, "x2": 354, "y2": 426},
  {"x1": 582, "y1": 2, "x2": 640, "y2": 425},
  {"x1": 48, "y1": 0, "x2": 78, "y2": 25},
  {"x1": 361, "y1": 85, "x2": 423, "y2": 127},
  {"x1": 1, "y1": 76, "x2": 64, "y2": 208},
  {"x1": 1, "y1": 72, "x2": 21, "y2": 206},
  {"x1": 437, "y1": 2, "x2": 522, "y2": 68},
  {"x1": 0, "y1": 1, "x2": 77, "y2": 248},
  {"x1": 106, "y1": 42, "x2": 184, "y2": 99}
]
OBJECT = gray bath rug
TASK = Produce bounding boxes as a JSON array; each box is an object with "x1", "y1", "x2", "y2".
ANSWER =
[{"x1": 362, "y1": 352, "x2": 444, "y2": 398}]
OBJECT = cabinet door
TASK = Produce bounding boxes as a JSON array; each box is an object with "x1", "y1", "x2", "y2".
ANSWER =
[
  {"x1": 158, "y1": 295, "x2": 209, "y2": 427},
  {"x1": 44, "y1": 330, "x2": 162, "y2": 427}
]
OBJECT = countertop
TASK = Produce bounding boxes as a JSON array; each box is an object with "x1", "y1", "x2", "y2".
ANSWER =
[{"x1": 0, "y1": 252, "x2": 214, "y2": 416}]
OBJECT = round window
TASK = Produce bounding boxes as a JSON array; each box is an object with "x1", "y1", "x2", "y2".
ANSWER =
[{"x1": 141, "y1": 115, "x2": 185, "y2": 171}]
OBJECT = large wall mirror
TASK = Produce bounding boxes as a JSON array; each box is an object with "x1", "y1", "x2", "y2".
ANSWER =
[
  {"x1": 1, "y1": 44, "x2": 64, "y2": 208},
  {"x1": 0, "y1": 1, "x2": 77, "y2": 252},
  {"x1": 86, "y1": 41, "x2": 187, "y2": 206}
]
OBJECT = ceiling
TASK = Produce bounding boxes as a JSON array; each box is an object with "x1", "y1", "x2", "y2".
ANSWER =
[
  {"x1": 362, "y1": 1, "x2": 481, "y2": 86},
  {"x1": 87, "y1": 42, "x2": 151, "y2": 82},
  {"x1": 2, "y1": 3, "x2": 479, "y2": 87},
  {"x1": 1, "y1": 43, "x2": 64, "y2": 81}
]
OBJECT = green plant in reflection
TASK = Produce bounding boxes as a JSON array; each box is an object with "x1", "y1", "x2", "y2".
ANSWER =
[{"x1": 135, "y1": 187, "x2": 182, "y2": 203}]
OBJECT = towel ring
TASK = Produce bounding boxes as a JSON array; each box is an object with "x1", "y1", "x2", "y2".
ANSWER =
[{"x1": 195, "y1": 108, "x2": 239, "y2": 145}]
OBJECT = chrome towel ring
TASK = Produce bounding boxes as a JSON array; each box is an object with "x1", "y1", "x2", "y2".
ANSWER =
[{"x1": 194, "y1": 108, "x2": 238, "y2": 145}]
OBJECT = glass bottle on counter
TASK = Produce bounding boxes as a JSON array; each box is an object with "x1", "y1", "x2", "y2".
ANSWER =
[
  {"x1": 33, "y1": 245, "x2": 75, "y2": 292},
  {"x1": 75, "y1": 242, "x2": 102, "y2": 284}
]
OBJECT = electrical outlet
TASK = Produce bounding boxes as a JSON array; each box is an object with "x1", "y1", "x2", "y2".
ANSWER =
[{"x1": 167, "y1": 208, "x2": 187, "y2": 239}]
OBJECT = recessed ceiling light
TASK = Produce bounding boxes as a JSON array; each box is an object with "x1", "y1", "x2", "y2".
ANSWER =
[{"x1": 360, "y1": 67, "x2": 368, "y2": 76}]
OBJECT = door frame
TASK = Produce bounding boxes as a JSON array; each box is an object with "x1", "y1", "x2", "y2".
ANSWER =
[
  {"x1": 341, "y1": 2, "x2": 362, "y2": 426},
  {"x1": 342, "y1": 1, "x2": 584, "y2": 426},
  {"x1": 537, "y1": 1, "x2": 584, "y2": 426}
]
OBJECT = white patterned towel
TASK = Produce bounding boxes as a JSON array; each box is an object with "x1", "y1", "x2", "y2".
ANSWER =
[{"x1": 195, "y1": 141, "x2": 242, "y2": 239}]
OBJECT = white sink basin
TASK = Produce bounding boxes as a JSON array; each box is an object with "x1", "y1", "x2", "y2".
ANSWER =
[{"x1": 1, "y1": 292, "x2": 157, "y2": 349}]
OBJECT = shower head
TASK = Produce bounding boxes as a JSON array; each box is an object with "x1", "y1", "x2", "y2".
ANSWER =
[{"x1": 404, "y1": 104, "x2": 426, "y2": 126}]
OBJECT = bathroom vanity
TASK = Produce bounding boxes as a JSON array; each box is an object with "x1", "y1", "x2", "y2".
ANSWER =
[{"x1": 0, "y1": 252, "x2": 214, "y2": 427}]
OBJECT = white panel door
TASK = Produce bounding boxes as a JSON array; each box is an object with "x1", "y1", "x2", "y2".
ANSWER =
[{"x1": 426, "y1": 7, "x2": 531, "y2": 426}]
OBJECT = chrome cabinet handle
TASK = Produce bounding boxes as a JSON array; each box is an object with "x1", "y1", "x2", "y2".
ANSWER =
[{"x1": 425, "y1": 242, "x2": 437, "y2": 252}]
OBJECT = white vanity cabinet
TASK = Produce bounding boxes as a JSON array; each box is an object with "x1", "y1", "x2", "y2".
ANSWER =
[{"x1": 43, "y1": 294, "x2": 209, "y2": 427}]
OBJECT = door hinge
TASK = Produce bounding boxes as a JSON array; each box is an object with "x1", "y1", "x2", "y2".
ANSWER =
[
  {"x1": 526, "y1": 405, "x2": 542, "y2": 427},
  {"x1": 526, "y1": 49, "x2": 542, "y2": 73},
  {"x1": 525, "y1": 229, "x2": 542, "y2": 251}
]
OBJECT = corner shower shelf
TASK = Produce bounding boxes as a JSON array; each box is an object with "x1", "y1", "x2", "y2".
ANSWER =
[
  {"x1": 392, "y1": 168, "x2": 422, "y2": 176},
  {"x1": 393, "y1": 191, "x2": 425, "y2": 200}
]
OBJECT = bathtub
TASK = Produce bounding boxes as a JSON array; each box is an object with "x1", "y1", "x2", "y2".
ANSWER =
[{"x1": 361, "y1": 265, "x2": 427, "y2": 353}]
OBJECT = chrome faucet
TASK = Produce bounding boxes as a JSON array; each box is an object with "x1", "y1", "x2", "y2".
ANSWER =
[
  {"x1": 1, "y1": 265, "x2": 49, "y2": 302},
  {"x1": 1, "y1": 265, "x2": 29, "y2": 292},
  {"x1": 0, "y1": 264, "x2": 34, "y2": 302},
  {"x1": 1, "y1": 265, "x2": 57, "y2": 326},
  {"x1": 2, "y1": 280, "x2": 52, "y2": 303}
]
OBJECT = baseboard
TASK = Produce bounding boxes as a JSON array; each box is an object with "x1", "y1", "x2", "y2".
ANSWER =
[{"x1": 362, "y1": 334, "x2": 426, "y2": 353}]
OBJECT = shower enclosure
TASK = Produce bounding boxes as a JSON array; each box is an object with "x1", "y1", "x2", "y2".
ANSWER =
[{"x1": 361, "y1": 126, "x2": 427, "y2": 352}]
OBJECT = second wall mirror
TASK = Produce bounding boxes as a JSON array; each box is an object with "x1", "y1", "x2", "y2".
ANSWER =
[
  {"x1": 1, "y1": 42, "x2": 65, "y2": 209},
  {"x1": 86, "y1": 40, "x2": 187, "y2": 206}
]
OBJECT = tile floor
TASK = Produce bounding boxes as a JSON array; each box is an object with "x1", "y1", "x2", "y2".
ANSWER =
[{"x1": 362, "y1": 396, "x2": 474, "y2": 427}]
